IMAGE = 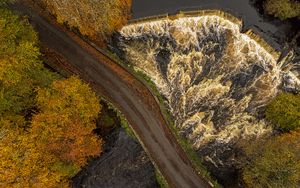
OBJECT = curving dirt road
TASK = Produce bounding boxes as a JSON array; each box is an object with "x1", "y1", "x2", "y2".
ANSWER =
[{"x1": 12, "y1": 3, "x2": 211, "y2": 188}]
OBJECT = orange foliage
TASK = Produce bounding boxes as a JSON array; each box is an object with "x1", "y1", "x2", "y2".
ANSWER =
[{"x1": 31, "y1": 76, "x2": 102, "y2": 167}]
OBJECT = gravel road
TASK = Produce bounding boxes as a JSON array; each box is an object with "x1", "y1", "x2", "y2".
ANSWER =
[{"x1": 12, "y1": 3, "x2": 212, "y2": 188}]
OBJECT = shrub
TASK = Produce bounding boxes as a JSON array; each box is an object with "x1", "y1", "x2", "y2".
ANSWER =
[{"x1": 266, "y1": 92, "x2": 300, "y2": 132}]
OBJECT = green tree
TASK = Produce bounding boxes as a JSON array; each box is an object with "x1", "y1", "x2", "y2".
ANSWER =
[
  {"x1": 242, "y1": 131, "x2": 300, "y2": 188},
  {"x1": 264, "y1": 0, "x2": 300, "y2": 20},
  {"x1": 0, "y1": 7, "x2": 57, "y2": 123},
  {"x1": 266, "y1": 92, "x2": 300, "y2": 132}
]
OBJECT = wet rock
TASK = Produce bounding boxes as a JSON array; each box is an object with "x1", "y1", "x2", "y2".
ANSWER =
[
  {"x1": 156, "y1": 48, "x2": 171, "y2": 80},
  {"x1": 198, "y1": 141, "x2": 240, "y2": 187}
]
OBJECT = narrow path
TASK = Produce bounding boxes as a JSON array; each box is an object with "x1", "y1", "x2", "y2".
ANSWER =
[{"x1": 12, "y1": 4, "x2": 212, "y2": 188}]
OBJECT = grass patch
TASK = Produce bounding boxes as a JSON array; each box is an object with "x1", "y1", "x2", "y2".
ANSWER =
[
  {"x1": 155, "y1": 169, "x2": 169, "y2": 188},
  {"x1": 105, "y1": 101, "x2": 137, "y2": 139}
]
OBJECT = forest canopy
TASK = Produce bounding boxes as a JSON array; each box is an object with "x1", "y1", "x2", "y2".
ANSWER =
[{"x1": 0, "y1": 7, "x2": 102, "y2": 187}]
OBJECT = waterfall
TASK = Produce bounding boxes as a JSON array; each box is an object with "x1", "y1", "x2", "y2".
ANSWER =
[{"x1": 115, "y1": 14, "x2": 300, "y2": 175}]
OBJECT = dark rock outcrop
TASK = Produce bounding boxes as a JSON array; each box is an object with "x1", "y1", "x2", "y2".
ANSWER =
[{"x1": 72, "y1": 129, "x2": 159, "y2": 188}]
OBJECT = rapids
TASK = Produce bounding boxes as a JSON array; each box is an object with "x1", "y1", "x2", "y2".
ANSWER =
[{"x1": 114, "y1": 14, "x2": 300, "y2": 183}]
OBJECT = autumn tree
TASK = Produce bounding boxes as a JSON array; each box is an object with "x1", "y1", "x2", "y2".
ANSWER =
[
  {"x1": 36, "y1": 0, "x2": 132, "y2": 44},
  {"x1": 0, "y1": 77, "x2": 102, "y2": 187},
  {"x1": 31, "y1": 76, "x2": 102, "y2": 167},
  {"x1": 0, "y1": 124, "x2": 74, "y2": 187},
  {"x1": 266, "y1": 92, "x2": 300, "y2": 132},
  {"x1": 264, "y1": 0, "x2": 300, "y2": 20},
  {"x1": 241, "y1": 131, "x2": 300, "y2": 188}
]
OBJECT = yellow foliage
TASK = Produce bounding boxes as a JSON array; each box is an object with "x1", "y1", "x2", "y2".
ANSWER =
[{"x1": 0, "y1": 127, "x2": 69, "y2": 188}]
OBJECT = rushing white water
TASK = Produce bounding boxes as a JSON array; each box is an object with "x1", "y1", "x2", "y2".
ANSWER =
[{"x1": 116, "y1": 15, "x2": 299, "y2": 169}]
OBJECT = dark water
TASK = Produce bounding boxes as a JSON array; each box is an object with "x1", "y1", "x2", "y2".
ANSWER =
[{"x1": 132, "y1": 0, "x2": 299, "y2": 51}]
